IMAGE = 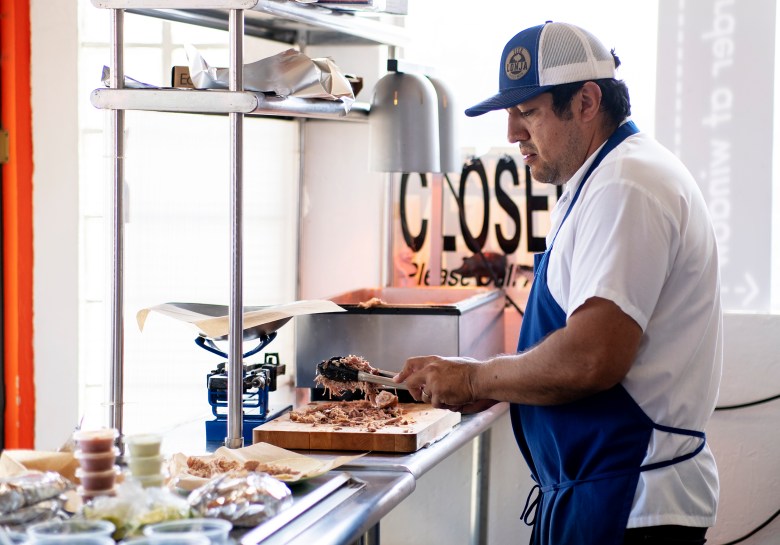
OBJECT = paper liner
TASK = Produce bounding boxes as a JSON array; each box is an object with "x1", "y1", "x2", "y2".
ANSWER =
[{"x1": 168, "y1": 442, "x2": 363, "y2": 490}]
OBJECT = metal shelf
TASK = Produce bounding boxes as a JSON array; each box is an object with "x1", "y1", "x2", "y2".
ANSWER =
[
  {"x1": 94, "y1": 0, "x2": 409, "y2": 46},
  {"x1": 90, "y1": 88, "x2": 370, "y2": 120},
  {"x1": 93, "y1": 0, "x2": 393, "y2": 451}
]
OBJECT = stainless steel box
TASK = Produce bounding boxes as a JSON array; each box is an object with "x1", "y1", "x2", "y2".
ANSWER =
[{"x1": 294, "y1": 287, "x2": 505, "y2": 388}]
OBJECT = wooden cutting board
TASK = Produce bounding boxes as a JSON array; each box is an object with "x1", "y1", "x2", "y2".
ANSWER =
[{"x1": 252, "y1": 403, "x2": 461, "y2": 453}]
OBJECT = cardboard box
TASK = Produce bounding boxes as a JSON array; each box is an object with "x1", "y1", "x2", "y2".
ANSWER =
[{"x1": 171, "y1": 66, "x2": 194, "y2": 89}]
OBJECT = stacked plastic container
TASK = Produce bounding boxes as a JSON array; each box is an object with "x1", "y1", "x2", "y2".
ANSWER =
[
  {"x1": 124, "y1": 433, "x2": 165, "y2": 488},
  {"x1": 72, "y1": 429, "x2": 120, "y2": 500},
  {"x1": 26, "y1": 519, "x2": 115, "y2": 544}
]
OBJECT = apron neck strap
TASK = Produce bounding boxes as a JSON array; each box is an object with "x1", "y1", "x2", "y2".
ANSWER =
[{"x1": 551, "y1": 120, "x2": 639, "y2": 244}]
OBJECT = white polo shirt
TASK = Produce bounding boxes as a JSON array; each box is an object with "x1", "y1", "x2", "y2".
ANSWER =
[{"x1": 545, "y1": 128, "x2": 723, "y2": 528}]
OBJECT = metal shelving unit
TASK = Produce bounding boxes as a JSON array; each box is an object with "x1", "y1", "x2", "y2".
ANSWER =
[
  {"x1": 90, "y1": 0, "x2": 404, "y2": 449},
  {"x1": 90, "y1": 88, "x2": 370, "y2": 120}
]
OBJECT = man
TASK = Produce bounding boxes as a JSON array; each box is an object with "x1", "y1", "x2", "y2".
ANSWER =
[{"x1": 395, "y1": 22, "x2": 722, "y2": 545}]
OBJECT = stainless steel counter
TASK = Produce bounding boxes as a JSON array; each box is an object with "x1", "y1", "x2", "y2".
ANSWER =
[
  {"x1": 164, "y1": 402, "x2": 510, "y2": 545},
  {"x1": 336, "y1": 402, "x2": 509, "y2": 478},
  {"x1": 239, "y1": 470, "x2": 415, "y2": 545},
  {"x1": 238, "y1": 402, "x2": 510, "y2": 545}
]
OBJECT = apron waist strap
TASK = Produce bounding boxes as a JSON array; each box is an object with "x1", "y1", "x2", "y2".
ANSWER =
[
  {"x1": 640, "y1": 424, "x2": 706, "y2": 473},
  {"x1": 521, "y1": 428, "x2": 707, "y2": 526}
]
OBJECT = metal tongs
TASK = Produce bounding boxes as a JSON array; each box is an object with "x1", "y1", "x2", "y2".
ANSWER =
[{"x1": 316, "y1": 357, "x2": 409, "y2": 390}]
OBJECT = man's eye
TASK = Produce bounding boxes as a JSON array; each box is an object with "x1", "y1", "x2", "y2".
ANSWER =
[{"x1": 519, "y1": 109, "x2": 533, "y2": 118}]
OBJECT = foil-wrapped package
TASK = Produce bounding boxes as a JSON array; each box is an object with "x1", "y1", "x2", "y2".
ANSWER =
[
  {"x1": 0, "y1": 472, "x2": 72, "y2": 515},
  {"x1": 186, "y1": 46, "x2": 355, "y2": 111},
  {"x1": 188, "y1": 472, "x2": 293, "y2": 527},
  {"x1": 0, "y1": 497, "x2": 68, "y2": 530}
]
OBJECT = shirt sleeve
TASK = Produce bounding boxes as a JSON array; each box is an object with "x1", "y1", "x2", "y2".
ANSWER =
[{"x1": 564, "y1": 177, "x2": 680, "y2": 331}]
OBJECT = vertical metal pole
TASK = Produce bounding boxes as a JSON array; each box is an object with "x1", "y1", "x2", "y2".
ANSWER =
[
  {"x1": 108, "y1": 8, "x2": 125, "y2": 445},
  {"x1": 380, "y1": 174, "x2": 394, "y2": 288},
  {"x1": 362, "y1": 523, "x2": 380, "y2": 545},
  {"x1": 295, "y1": 119, "x2": 306, "y2": 300},
  {"x1": 470, "y1": 429, "x2": 491, "y2": 545},
  {"x1": 428, "y1": 172, "x2": 444, "y2": 286},
  {"x1": 294, "y1": 31, "x2": 307, "y2": 301},
  {"x1": 226, "y1": 8, "x2": 245, "y2": 449}
]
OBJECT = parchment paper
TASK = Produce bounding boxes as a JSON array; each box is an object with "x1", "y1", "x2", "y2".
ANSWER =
[
  {"x1": 169, "y1": 442, "x2": 363, "y2": 490},
  {"x1": 0, "y1": 451, "x2": 78, "y2": 482},
  {"x1": 136, "y1": 300, "x2": 344, "y2": 339}
]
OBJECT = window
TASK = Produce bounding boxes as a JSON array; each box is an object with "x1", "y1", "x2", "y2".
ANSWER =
[{"x1": 77, "y1": 9, "x2": 299, "y2": 434}]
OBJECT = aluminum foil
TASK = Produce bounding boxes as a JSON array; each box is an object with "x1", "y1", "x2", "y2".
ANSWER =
[
  {"x1": 187, "y1": 472, "x2": 292, "y2": 527},
  {"x1": 0, "y1": 472, "x2": 72, "y2": 515},
  {"x1": 186, "y1": 46, "x2": 355, "y2": 111},
  {"x1": 100, "y1": 66, "x2": 158, "y2": 89},
  {"x1": 0, "y1": 498, "x2": 68, "y2": 530}
]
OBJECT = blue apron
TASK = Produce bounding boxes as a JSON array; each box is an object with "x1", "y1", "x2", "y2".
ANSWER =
[{"x1": 512, "y1": 121, "x2": 706, "y2": 545}]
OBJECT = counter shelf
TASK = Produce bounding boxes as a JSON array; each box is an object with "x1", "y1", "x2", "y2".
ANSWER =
[{"x1": 90, "y1": 88, "x2": 371, "y2": 121}]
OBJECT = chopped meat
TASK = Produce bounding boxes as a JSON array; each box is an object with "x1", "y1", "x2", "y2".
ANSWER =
[
  {"x1": 185, "y1": 456, "x2": 299, "y2": 479},
  {"x1": 357, "y1": 297, "x2": 388, "y2": 309},
  {"x1": 315, "y1": 354, "x2": 384, "y2": 403},
  {"x1": 375, "y1": 390, "x2": 398, "y2": 409},
  {"x1": 289, "y1": 399, "x2": 415, "y2": 431}
]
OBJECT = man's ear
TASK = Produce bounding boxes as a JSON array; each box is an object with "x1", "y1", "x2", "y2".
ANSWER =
[{"x1": 578, "y1": 81, "x2": 603, "y2": 122}]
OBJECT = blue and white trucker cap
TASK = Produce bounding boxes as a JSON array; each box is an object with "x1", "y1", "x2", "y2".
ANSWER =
[{"x1": 465, "y1": 22, "x2": 617, "y2": 117}]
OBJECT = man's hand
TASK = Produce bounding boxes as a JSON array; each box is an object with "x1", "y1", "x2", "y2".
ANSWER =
[{"x1": 395, "y1": 355, "x2": 495, "y2": 412}]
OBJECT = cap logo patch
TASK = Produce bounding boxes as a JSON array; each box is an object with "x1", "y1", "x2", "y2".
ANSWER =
[{"x1": 505, "y1": 47, "x2": 531, "y2": 80}]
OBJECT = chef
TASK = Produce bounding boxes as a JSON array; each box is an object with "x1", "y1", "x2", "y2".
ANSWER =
[{"x1": 395, "y1": 22, "x2": 722, "y2": 545}]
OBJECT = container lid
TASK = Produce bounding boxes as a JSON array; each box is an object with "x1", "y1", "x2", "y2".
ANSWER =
[{"x1": 73, "y1": 428, "x2": 119, "y2": 443}]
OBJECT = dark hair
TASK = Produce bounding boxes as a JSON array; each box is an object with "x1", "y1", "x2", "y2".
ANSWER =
[{"x1": 548, "y1": 51, "x2": 631, "y2": 127}]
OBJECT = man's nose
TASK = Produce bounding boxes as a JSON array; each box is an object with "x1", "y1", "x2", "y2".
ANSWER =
[{"x1": 507, "y1": 118, "x2": 529, "y2": 144}]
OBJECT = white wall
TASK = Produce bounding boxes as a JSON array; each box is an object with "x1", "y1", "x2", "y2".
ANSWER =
[
  {"x1": 298, "y1": 44, "x2": 389, "y2": 299},
  {"x1": 707, "y1": 314, "x2": 780, "y2": 544},
  {"x1": 30, "y1": 0, "x2": 80, "y2": 450}
]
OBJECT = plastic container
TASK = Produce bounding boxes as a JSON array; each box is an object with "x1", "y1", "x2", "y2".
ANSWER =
[
  {"x1": 76, "y1": 466, "x2": 120, "y2": 492},
  {"x1": 27, "y1": 537, "x2": 114, "y2": 545},
  {"x1": 119, "y1": 536, "x2": 210, "y2": 545},
  {"x1": 130, "y1": 473, "x2": 165, "y2": 489},
  {"x1": 2, "y1": 531, "x2": 27, "y2": 544},
  {"x1": 74, "y1": 448, "x2": 119, "y2": 472},
  {"x1": 124, "y1": 433, "x2": 162, "y2": 457},
  {"x1": 72, "y1": 429, "x2": 118, "y2": 453},
  {"x1": 77, "y1": 486, "x2": 117, "y2": 502},
  {"x1": 26, "y1": 519, "x2": 115, "y2": 540},
  {"x1": 126, "y1": 454, "x2": 164, "y2": 477},
  {"x1": 143, "y1": 518, "x2": 232, "y2": 545}
]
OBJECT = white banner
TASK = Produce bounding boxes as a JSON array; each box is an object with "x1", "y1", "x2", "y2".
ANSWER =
[{"x1": 655, "y1": 0, "x2": 775, "y2": 311}]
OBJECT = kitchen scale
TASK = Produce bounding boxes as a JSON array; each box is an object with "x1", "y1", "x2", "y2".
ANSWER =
[{"x1": 176, "y1": 303, "x2": 293, "y2": 445}]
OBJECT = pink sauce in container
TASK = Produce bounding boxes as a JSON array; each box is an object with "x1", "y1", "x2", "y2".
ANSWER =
[
  {"x1": 76, "y1": 466, "x2": 120, "y2": 492},
  {"x1": 73, "y1": 428, "x2": 118, "y2": 453},
  {"x1": 74, "y1": 448, "x2": 119, "y2": 472},
  {"x1": 78, "y1": 487, "x2": 117, "y2": 502}
]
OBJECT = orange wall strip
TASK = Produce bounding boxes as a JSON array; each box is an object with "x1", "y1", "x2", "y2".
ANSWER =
[{"x1": 1, "y1": 0, "x2": 36, "y2": 448}]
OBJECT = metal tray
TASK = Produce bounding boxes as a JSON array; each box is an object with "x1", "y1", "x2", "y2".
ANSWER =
[{"x1": 239, "y1": 472, "x2": 366, "y2": 544}]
